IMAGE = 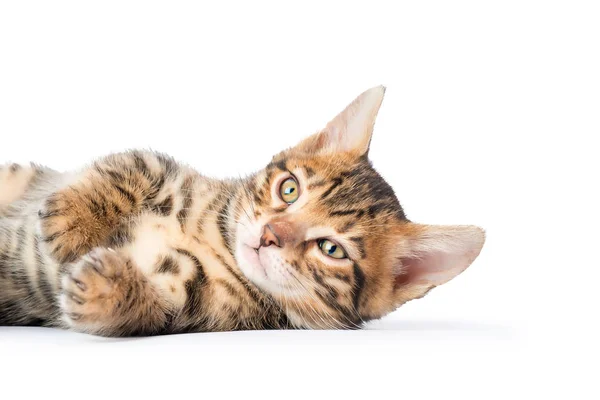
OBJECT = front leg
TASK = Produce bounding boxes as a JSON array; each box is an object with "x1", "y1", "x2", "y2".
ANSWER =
[
  {"x1": 60, "y1": 247, "x2": 169, "y2": 336},
  {"x1": 39, "y1": 151, "x2": 177, "y2": 263}
]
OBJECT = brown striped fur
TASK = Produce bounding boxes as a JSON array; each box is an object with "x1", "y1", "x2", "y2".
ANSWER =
[{"x1": 0, "y1": 86, "x2": 485, "y2": 336}]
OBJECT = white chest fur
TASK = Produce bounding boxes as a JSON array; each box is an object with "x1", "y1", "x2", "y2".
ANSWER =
[{"x1": 121, "y1": 213, "x2": 197, "y2": 308}]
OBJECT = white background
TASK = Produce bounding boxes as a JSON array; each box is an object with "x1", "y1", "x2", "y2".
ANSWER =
[{"x1": 0, "y1": 1, "x2": 598, "y2": 399}]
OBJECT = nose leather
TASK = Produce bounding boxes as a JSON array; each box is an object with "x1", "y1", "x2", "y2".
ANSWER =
[{"x1": 260, "y1": 224, "x2": 281, "y2": 248}]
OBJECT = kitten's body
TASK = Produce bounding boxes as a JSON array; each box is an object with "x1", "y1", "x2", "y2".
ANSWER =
[
  {"x1": 0, "y1": 87, "x2": 485, "y2": 336},
  {"x1": 0, "y1": 156, "x2": 287, "y2": 334}
]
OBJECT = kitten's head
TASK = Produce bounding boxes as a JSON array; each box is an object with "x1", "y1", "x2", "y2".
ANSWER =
[{"x1": 234, "y1": 86, "x2": 485, "y2": 328}]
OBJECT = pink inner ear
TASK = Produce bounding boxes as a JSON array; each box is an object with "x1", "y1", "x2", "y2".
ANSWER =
[
  {"x1": 395, "y1": 251, "x2": 467, "y2": 288},
  {"x1": 393, "y1": 224, "x2": 485, "y2": 290}
]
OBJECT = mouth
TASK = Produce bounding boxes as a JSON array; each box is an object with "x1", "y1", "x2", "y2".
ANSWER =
[
  {"x1": 240, "y1": 244, "x2": 265, "y2": 273},
  {"x1": 237, "y1": 243, "x2": 300, "y2": 295}
]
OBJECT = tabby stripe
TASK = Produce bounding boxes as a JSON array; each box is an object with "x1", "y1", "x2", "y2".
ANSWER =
[
  {"x1": 330, "y1": 209, "x2": 360, "y2": 217},
  {"x1": 14, "y1": 225, "x2": 36, "y2": 298},
  {"x1": 0, "y1": 300, "x2": 43, "y2": 325},
  {"x1": 0, "y1": 224, "x2": 12, "y2": 279},
  {"x1": 368, "y1": 203, "x2": 385, "y2": 218},
  {"x1": 206, "y1": 191, "x2": 225, "y2": 212},
  {"x1": 176, "y1": 249, "x2": 206, "y2": 316},
  {"x1": 175, "y1": 250, "x2": 203, "y2": 272},
  {"x1": 320, "y1": 177, "x2": 343, "y2": 200},
  {"x1": 177, "y1": 209, "x2": 188, "y2": 228},
  {"x1": 311, "y1": 267, "x2": 339, "y2": 295},
  {"x1": 89, "y1": 197, "x2": 108, "y2": 220},
  {"x1": 314, "y1": 289, "x2": 353, "y2": 320},
  {"x1": 54, "y1": 244, "x2": 68, "y2": 267},
  {"x1": 105, "y1": 169, "x2": 126, "y2": 183},
  {"x1": 268, "y1": 159, "x2": 287, "y2": 172},
  {"x1": 37, "y1": 208, "x2": 58, "y2": 219},
  {"x1": 349, "y1": 237, "x2": 366, "y2": 258},
  {"x1": 42, "y1": 224, "x2": 77, "y2": 244},
  {"x1": 108, "y1": 196, "x2": 126, "y2": 216},
  {"x1": 146, "y1": 174, "x2": 166, "y2": 202},
  {"x1": 216, "y1": 195, "x2": 234, "y2": 256},
  {"x1": 153, "y1": 195, "x2": 173, "y2": 216},
  {"x1": 156, "y1": 153, "x2": 178, "y2": 175},
  {"x1": 314, "y1": 285, "x2": 338, "y2": 307},
  {"x1": 114, "y1": 184, "x2": 138, "y2": 206},
  {"x1": 261, "y1": 311, "x2": 290, "y2": 330},
  {"x1": 0, "y1": 251, "x2": 9, "y2": 279},
  {"x1": 308, "y1": 180, "x2": 328, "y2": 190},
  {"x1": 340, "y1": 168, "x2": 363, "y2": 179},
  {"x1": 106, "y1": 224, "x2": 133, "y2": 248},
  {"x1": 339, "y1": 220, "x2": 356, "y2": 233},
  {"x1": 274, "y1": 159, "x2": 287, "y2": 172},
  {"x1": 352, "y1": 262, "x2": 366, "y2": 311},
  {"x1": 177, "y1": 177, "x2": 195, "y2": 231},
  {"x1": 156, "y1": 256, "x2": 180, "y2": 274},
  {"x1": 121, "y1": 270, "x2": 138, "y2": 308},
  {"x1": 194, "y1": 188, "x2": 222, "y2": 236},
  {"x1": 131, "y1": 151, "x2": 151, "y2": 177},
  {"x1": 334, "y1": 272, "x2": 351, "y2": 283},
  {"x1": 208, "y1": 245, "x2": 264, "y2": 307},
  {"x1": 311, "y1": 267, "x2": 354, "y2": 320},
  {"x1": 55, "y1": 244, "x2": 77, "y2": 265},
  {"x1": 310, "y1": 266, "x2": 337, "y2": 295},
  {"x1": 33, "y1": 236, "x2": 56, "y2": 305},
  {"x1": 214, "y1": 278, "x2": 241, "y2": 299}
]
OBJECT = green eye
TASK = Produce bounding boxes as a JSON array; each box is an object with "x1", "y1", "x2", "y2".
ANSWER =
[
  {"x1": 318, "y1": 239, "x2": 347, "y2": 259},
  {"x1": 279, "y1": 177, "x2": 299, "y2": 204}
]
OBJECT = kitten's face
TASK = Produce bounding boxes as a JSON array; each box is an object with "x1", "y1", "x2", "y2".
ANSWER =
[{"x1": 233, "y1": 86, "x2": 485, "y2": 329}]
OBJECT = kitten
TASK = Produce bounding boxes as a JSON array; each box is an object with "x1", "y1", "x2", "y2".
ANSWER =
[{"x1": 0, "y1": 86, "x2": 485, "y2": 336}]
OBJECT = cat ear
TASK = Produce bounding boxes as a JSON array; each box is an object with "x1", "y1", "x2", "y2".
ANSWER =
[
  {"x1": 391, "y1": 224, "x2": 486, "y2": 305},
  {"x1": 296, "y1": 85, "x2": 386, "y2": 157}
]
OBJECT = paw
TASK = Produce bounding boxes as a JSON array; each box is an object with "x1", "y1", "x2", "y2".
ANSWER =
[
  {"x1": 39, "y1": 186, "x2": 113, "y2": 263},
  {"x1": 39, "y1": 189, "x2": 88, "y2": 263},
  {"x1": 60, "y1": 248, "x2": 130, "y2": 330}
]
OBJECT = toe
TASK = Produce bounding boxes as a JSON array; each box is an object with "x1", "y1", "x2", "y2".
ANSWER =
[{"x1": 71, "y1": 276, "x2": 87, "y2": 291}]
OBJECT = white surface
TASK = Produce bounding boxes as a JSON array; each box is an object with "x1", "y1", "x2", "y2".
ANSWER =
[{"x1": 0, "y1": 1, "x2": 598, "y2": 399}]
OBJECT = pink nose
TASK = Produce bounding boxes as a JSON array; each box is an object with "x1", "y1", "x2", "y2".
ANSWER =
[{"x1": 260, "y1": 224, "x2": 281, "y2": 248}]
